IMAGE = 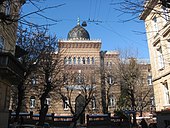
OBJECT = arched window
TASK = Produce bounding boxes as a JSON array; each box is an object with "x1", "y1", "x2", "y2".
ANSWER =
[
  {"x1": 91, "y1": 57, "x2": 95, "y2": 64},
  {"x1": 64, "y1": 57, "x2": 67, "y2": 64},
  {"x1": 106, "y1": 62, "x2": 109, "y2": 66},
  {"x1": 73, "y1": 57, "x2": 76, "y2": 64},
  {"x1": 87, "y1": 57, "x2": 90, "y2": 64},
  {"x1": 82, "y1": 57, "x2": 85, "y2": 64},
  {"x1": 0, "y1": 36, "x2": 4, "y2": 51},
  {"x1": 68, "y1": 57, "x2": 72, "y2": 64},
  {"x1": 110, "y1": 62, "x2": 112, "y2": 66},
  {"x1": 63, "y1": 97, "x2": 69, "y2": 110},
  {"x1": 30, "y1": 96, "x2": 36, "y2": 108},
  {"x1": 5, "y1": 0, "x2": 11, "y2": 15},
  {"x1": 45, "y1": 95, "x2": 51, "y2": 106},
  {"x1": 78, "y1": 57, "x2": 81, "y2": 64}
]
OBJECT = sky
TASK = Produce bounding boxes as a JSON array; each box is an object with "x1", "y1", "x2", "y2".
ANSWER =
[{"x1": 21, "y1": 0, "x2": 149, "y2": 59}]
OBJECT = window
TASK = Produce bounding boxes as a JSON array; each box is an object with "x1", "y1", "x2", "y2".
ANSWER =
[
  {"x1": 157, "y1": 47, "x2": 164, "y2": 69},
  {"x1": 91, "y1": 57, "x2": 95, "y2": 64},
  {"x1": 153, "y1": 16, "x2": 158, "y2": 35},
  {"x1": 163, "y1": 82, "x2": 170, "y2": 105},
  {"x1": 63, "y1": 99, "x2": 69, "y2": 110},
  {"x1": 147, "y1": 76, "x2": 152, "y2": 86},
  {"x1": 5, "y1": 0, "x2": 10, "y2": 16},
  {"x1": 64, "y1": 57, "x2": 67, "y2": 64},
  {"x1": 0, "y1": 36, "x2": 4, "y2": 51},
  {"x1": 91, "y1": 96, "x2": 96, "y2": 110},
  {"x1": 30, "y1": 96, "x2": 35, "y2": 108},
  {"x1": 82, "y1": 57, "x2": 85, "y2": 64},
  {"x1": 107, "y1": 76, "x2": 114, "y2": 85},
  {"x1": 110, "y1": 62, "x2": 112, "y2": 67},
  {"x1": 73, "y1": 57, "x2": 76, "y2": 64},
  {"x1": 150, "y1": 97, "x2": 155, "y2": 106},
  {"x1": 106, "y1": 62, "x2": 109, "y2": 66},
  {"x1": 78, "y1": 57, "x2": 81, "y2": 64},
  {"x1": 68, "y1": 57, "x2": 72, "y2": 64},
  {"x1": 31, "y1": 74, "x2": 37, "y2": 86},
  {"x1": 87, "y1": 57, "x2": 90, "y2": 64},
  {"x1": 109, "y1": 96, "x2": 116, "y2": 107},
  {"x1": 45, "y1": 97, "x2": 51, "y2": 106},
  {"x1": 45, "y1": 96, "x2": 51, "y2": 106}
]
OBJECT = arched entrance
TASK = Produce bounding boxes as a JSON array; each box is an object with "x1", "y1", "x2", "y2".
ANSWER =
[{"x1": 75, "y1": 94, "x2": 85, "y2": 124}]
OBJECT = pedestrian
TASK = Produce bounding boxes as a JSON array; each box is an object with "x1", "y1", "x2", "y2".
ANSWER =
[{"x1": 140, "y1": 118, "x2": 148, "y2": 128}]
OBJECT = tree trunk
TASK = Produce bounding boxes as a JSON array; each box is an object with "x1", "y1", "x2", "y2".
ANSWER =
[
  {"x1": 15, "y1": 81, "x2": 24, "y2": 123},
  {"x1": 38, "y1": 93, "x2": 48, "y2": 126},
  {"x1": 38, "y1": 104, "x2": 48, "y2": 126},
  {"x1": 131, "y1": 91, "x2": 137, "y2": 126}
]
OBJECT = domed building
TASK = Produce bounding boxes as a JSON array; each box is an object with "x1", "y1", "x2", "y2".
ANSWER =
[
  {"x1": 22, "y1": 20, "x2": 121, "y2": 125},
  {"x1": 16, "y1": 20, "x2": 153, "y2": 127},
  {"x1": 57, "y1": 20, "x2": 120, "y2": 116},
  {"x1": 67, "y1": 23, "x2": 90, "y2": 40}
]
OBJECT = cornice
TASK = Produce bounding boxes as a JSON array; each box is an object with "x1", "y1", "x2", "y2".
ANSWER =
[{"x1": 140, "y1": 0, "x2": 158, "y2": 20}]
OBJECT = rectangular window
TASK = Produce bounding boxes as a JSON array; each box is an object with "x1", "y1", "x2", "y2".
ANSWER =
[
  {"x1": 163, "y1": 82, "x2": 170, "y2": 105},
  {"x1": 157, "y1": 47, "x2": 164, "y2": 70},
  {"x1": 45, "y1": 98, "x2": 51, "y2": 106},
  {"x1": 153, "y1": 16, "x2": 158, "y2": 35},
  {"x1": 92, "y1": 98, "x2": 96, "y2": 110},
  {"x1": 109, "y1": 96, "x2": 116, "y2": 107},
  {"x1": 30, "y1": 98, "x2": 35, "y2": 108},
  {"x1": 63, "y1": 100, "x2": 69, "y2": 110},
  {"x1": 147, "y1": 76, "x2": 152, "y2": 86}
]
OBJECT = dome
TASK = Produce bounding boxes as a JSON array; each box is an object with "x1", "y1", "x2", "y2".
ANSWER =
[{"x1": 67, "y1": 24, "x2": 90, "y2": 40}]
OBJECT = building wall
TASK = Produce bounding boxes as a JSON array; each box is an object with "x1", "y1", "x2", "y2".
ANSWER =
[
  {"x1": 0, "y1": 79, "x2": 11, "y2": 128},
  {"x1": 141, "y1": 0, "x2": 170, "y2": 112},
  {"x1": 0, "y1": 1, "x2": 25, "y2": 127}
]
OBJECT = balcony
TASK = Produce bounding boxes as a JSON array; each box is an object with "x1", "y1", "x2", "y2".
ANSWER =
[{"x1": 0, "y1": 52, "x2": 25, "y2": 85}]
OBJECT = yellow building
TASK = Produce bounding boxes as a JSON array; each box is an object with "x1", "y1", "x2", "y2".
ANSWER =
[
  {"x1": 140, "y1": 0, "x2": 170, "y2": 127},
  {"x1": 0, "y1": 1, "x2": 25, "y2": 127}
]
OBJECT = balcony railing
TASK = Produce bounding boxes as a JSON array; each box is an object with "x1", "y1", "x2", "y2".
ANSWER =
[{"x1": 0, "y1": 52, "x2": 25, "y2": 85}]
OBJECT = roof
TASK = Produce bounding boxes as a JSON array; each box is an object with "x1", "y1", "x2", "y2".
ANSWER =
[{"x1": 67, "y1": 24, "x2": 90, "y2": 40}]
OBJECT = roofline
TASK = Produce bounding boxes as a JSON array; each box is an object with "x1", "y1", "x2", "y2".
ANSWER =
[
  {"x1": 139, "y1": 0, "x2": 158, "y2": 20},
  {"x1": 58, "y1": 39, "x2": 101, "y2": 43}
]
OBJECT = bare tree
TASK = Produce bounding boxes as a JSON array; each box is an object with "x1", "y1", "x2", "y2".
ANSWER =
[
  {"x1": 32, "y1": 36, "x2": 64, "y2": 126},
  {"x1": 59, "y1": 70, "x2": 98, "y2": 128},
  {"x1": 12, "y1": 25, "x2": 52, "y2": 122},
  {"x1": 115, "y1": 53, "x2": 153, "y2": 126}
]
